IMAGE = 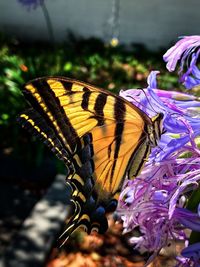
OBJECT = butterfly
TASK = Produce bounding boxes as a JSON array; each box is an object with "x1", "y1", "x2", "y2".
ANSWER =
[{"x1": 18, "y1": 76, "x2": 163, "y2": 244}]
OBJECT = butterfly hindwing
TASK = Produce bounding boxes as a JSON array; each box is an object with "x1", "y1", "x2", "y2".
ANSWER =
[{"x1": 19, "y1": 76, "x2": 154, "y2": 243}]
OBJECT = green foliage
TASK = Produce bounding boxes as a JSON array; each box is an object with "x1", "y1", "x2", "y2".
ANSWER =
[{"x1": 0, "y1": 35, "x2": 179, "y2": 170}]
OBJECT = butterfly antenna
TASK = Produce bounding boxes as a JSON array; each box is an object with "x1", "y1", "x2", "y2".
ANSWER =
[
  {"x1": 141, "y1": 88, "x2": 160, "y2": 115},
  {"x1": 125, "y1": 94, "x2": 152, "y2": 114},
  {"x1": 123, "y1": 88, "x2": 160, "y2": 116}
]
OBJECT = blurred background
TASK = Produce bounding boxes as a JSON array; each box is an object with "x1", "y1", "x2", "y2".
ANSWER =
[{"x1": 0, "y1": 0, "x2": 199, "y2": 266}]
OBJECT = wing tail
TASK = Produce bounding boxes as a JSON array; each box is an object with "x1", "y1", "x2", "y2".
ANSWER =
[{"x1": 58, "y1": 196, "x2": 109, "y2": 246}]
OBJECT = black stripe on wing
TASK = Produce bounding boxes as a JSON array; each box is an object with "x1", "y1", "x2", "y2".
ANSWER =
[
  {"x1": 127, "y1": 131, "x2": 151, "y2": 179},
  {"x1": 59, "y1": 80, "x2": 73, "y2": 91},
  {"x1": 81, "y1": 87, "x2": 91, "y2": 110},
  {"x1": 110, "y1": 98, "x2": 126, "y2": 185},
  {"x1": 33, "y1": 79, "x2": 81, "y2": 151},
  {"x1": 23, "y1": 79, "x2": 81, "y2": 153},
  {"x1": 17, "y1": 108, "x2": 71, "y2": 166},
  {"x1": 94, "y1": 93, "x2": 107, "y2": 126}
]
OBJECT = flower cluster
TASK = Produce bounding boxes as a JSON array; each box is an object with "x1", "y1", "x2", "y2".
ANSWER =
[
  {"x1": 163, "y1": 36, "x2": 200, "y2": 89},
  {"x1": 118, "y1": 36, "x2": 200, "y2": 266}
]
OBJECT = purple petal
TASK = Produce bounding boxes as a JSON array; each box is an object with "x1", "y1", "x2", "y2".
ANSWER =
[
  {"x1": 176, "y1": 209, "x2": 200, "y2": 232},
  {"x1": 184, "y1": 76, "x2": 200, "y2": 89},
  {"x1": 147, "y1": 71, "x2": 159, "y2": 89},
  {"x1": 181, "y1": 242, "x2": 200, "y2": 259},
  {"x1": 154, "y1": 89, "x2": 198, "y2": 101},
  {"x1": 163, "y1": 36, "x2": 200, "y2": 72},
  {"x1": 163, "y1": 36, "x2": 200, "y2": 89},
  {"x1": 192, "y1": 65, "x2": 200, "y2": 79}
]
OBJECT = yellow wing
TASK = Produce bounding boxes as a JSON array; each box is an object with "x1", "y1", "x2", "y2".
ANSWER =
[{"x1": 18, "y1": 76, "x2": 152, "y2": 243}]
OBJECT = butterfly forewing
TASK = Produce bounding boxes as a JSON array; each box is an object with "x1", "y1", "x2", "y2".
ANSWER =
[{"x1": 19, "y1": 76, "x2": 155, "y2": 242}]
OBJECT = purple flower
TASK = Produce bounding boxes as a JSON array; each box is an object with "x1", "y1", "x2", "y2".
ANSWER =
[
  {"x1": 119, "y1": 70, "x2": 200, "y2": 266},
  {"x1": 18, "y1": 0, "x2": 44, "y2": 10},
  {"x1": 177, "y1": 243, "x2": 200, "y2": 266},
  {"x1": 182, "y1": 242, "x2": 200, "y2": 259},
  {"x1": 118, "y1": 156, "x2": 200, "y2": 253},
  {"x1": 163, "y1": 36, "x2": 200, "y2": 89}
]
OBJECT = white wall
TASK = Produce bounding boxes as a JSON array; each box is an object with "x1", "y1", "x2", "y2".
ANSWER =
[{"x1": 0, "y1": 0, "x2": 199, "y2": 50}]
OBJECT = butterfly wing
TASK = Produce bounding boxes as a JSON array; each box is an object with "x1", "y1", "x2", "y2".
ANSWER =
[{"x1": 18, "y1": 77, "x2": 152, "y2": 243}]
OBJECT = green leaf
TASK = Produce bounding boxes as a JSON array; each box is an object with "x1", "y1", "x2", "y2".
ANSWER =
[
  {"x1": 63, "y1": 62, "x2": 72, "y2": 72},
  {"x1": 1, "y1": 113, "x2": 9, "y2": 120},
  {"x1": 187, "y1": 186, "x2": 200, "y2": 212},
  {"x1": 189, "y1": 231, "x2": 200, "y2": 244}
]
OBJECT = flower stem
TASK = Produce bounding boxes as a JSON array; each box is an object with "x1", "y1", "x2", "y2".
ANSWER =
[{"x1": 40, "y1": 1, "x2": 55, "y2": 45}]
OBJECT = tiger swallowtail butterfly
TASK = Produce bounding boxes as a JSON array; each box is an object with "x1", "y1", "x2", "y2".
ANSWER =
[{"x1": 18, "y1": 76, "x2": 163, "y2": 244}]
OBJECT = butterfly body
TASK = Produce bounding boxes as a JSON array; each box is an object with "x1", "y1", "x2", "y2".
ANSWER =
[{"x1": 18, "y1": 77, "x2": 163, "y2": 244}]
